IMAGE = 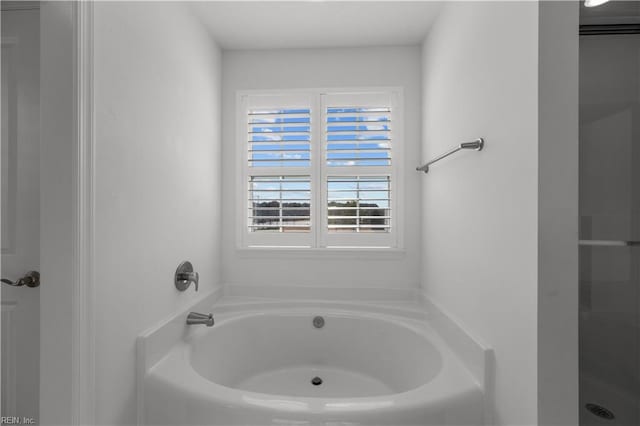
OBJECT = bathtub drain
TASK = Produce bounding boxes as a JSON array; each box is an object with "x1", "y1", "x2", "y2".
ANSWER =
[{"x1": 311, "y1": 376, "x2": 323, "y2": 386}]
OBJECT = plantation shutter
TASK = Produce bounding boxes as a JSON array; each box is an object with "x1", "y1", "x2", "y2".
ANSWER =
[
  {"x1": 242, "y1": 93, "x2": 315, "y2": 247},
  {"x1": 320, "y1": 92, "x2": 399, "y2": 248},
  {"x1": 240, "y1": 90, "x2": 401, "y2": 249}
]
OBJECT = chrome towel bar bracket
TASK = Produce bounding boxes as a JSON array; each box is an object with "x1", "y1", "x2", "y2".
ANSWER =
[{"x1": 416, "y1": 138, "x2": 484, "y2": 173}]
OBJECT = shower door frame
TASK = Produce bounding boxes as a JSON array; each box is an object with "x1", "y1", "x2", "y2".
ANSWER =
[{"x1": 578, "y1": 29, "x2": 640, "y2": 425}]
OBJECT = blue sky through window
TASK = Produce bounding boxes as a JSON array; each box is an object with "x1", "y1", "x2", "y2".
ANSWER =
[
  {"x1": 249, "y1": 108, "x2": 312, "y2": 167},
  {"x1": 325, "y1": 106, "x2": 391, "y2": 167}
]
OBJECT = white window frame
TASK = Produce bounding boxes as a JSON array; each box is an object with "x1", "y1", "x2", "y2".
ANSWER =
[{"x1": 236, "y1": 88, "x2": 404, "y2": 250}]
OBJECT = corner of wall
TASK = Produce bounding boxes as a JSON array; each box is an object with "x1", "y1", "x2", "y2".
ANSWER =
[
  {"x1": 420, "y1": 2, "x2": 541, "y2": 424},
  {"x1": 537, "y1": 1, "x2": 580, "y2": 425}
]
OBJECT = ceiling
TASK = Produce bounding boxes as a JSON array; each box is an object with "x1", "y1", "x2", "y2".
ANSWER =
[{"x1": 189, "y1": 1, "x2": 443, "y2": 50}]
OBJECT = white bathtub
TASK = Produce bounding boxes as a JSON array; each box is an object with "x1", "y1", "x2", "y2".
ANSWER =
[{"x1": 142, "y1": 301, "x2": 485, "y2": 425}]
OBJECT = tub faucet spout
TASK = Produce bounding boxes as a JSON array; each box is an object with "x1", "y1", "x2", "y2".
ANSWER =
[{"x1": 187, "y1": 312, "x2": 214, "y2": 327}]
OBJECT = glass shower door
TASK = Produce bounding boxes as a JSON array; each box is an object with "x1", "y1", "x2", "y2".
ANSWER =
[{"x1": 579, "y1": 33, "x2": 640, "y2": 426}]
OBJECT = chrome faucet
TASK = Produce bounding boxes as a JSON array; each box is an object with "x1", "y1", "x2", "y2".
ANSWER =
[
  {"x1": 187, "y1": 312, "x2": 214, "y2": 327},
  {"x1": 175, "y1": 261, "x2": 199, "y2": 292}
]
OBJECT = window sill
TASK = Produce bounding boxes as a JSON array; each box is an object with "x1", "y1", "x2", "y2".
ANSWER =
[{"x1": 236, "y1": 246, "x2": 406, "y2": 260}]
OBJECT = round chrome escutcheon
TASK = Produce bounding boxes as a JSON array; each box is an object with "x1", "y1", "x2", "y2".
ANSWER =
[{"x1": 313, "y1": 316, "x2": 325, "y2": 328}]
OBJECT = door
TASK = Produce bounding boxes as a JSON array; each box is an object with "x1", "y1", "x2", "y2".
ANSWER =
[
  {"x1": 579, "y1": 32, "x2": 640, "y2": 426},
  {"x1": 1, "y1": 5, "x2": 41, "y2": 423}
]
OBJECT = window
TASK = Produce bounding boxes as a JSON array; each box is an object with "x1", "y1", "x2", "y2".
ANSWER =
[
  {"x1": 238, "y1": 89, "x2": 403, "y2": 249},
  {"x1": 249, "y1": 176, "x2": 311, "y2": 233}
]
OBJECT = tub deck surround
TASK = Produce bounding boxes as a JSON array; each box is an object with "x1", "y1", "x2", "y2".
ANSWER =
[
  {"x1": 138, "y1": 286, "x2": 490, "y2": 426},
  {"x1": 420, "y1": 293, "x2": 494, "y2": 426}
]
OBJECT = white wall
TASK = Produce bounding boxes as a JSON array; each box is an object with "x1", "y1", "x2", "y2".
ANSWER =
[
  {"x1": 93, "y1": 3, "x2": 221, "y2": 424},
  {"x1": 221, "y1": 46, "x2": 422, "y2": 288},
  {"x1": 421, "y1": 2, "x2": 540, "y2": 425}
]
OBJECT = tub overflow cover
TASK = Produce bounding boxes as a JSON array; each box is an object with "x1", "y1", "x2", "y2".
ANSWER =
[
  {"x1": 311, "y1": 376, "x2": 323, "y2": 386},
  {"x1": 313, "y1": 316, "x2": 325, "y2": 328}
]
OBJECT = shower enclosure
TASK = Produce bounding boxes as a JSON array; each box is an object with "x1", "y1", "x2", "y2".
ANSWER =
[{"x1": 580, "y1": 2, "x2": 640, "y2": 425}]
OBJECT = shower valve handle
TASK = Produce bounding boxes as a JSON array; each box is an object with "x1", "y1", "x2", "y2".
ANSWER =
[{"x1": 174, "y1": 261, "x2": 199, "y2": 292}]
